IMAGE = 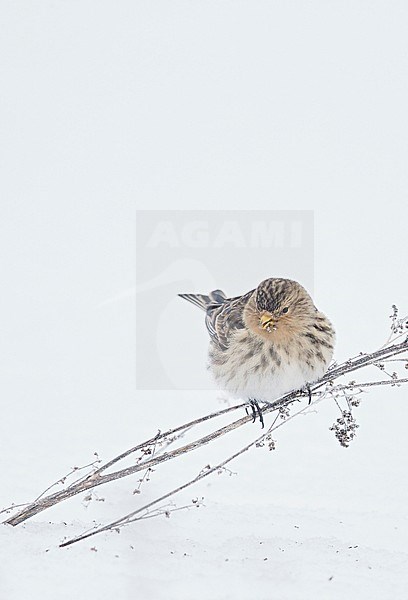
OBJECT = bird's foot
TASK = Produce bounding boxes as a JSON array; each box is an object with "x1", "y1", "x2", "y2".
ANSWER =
[
  {"x1": 246, "y1": 398, "x2": 264, "y2": 428},
  {"x1": 301, "y1": 383, "x2": 313, "y2": 405}
]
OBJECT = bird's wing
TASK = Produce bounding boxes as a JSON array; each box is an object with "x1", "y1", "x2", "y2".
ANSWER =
[
  {"x1": 205, "y1": 289, "x2": 255, "y2": 350},
  {"x1": 178, "y1": 289, "x2": 227, "y2": 312}
]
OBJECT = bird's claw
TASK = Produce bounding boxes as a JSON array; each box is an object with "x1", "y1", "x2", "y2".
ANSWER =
[{"x1": 248, "y1": 398, "x2": 264, "y2": 428}]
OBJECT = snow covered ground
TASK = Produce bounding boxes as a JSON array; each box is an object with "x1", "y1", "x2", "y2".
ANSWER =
[
  {"x1": 1, "y1": 385, "x2": 408, "y2": 599},
  {"x1": 1, "y1": 2, "x2": 408, "y2": 599}
]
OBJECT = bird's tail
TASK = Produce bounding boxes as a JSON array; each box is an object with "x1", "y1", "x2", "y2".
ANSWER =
[{"x1": 178, "y1": 289, "x2": 227, "y2": 311}]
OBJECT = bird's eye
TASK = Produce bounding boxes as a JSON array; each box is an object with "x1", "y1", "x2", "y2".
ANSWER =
[{"x1": 282, "y1": 307, "x2": 289, "y2": 314}]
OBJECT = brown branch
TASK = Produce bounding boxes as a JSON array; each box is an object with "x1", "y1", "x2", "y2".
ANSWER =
[
  {"x1": 3, "y1": 401, "x2": 246, "y2": 526},
  {"x1": 60, "y1": 411, "x2": 285, "y2": 547},
  {"x1": 3, "y1": 338, "x2": 408, "y2": 529},
  {"x1": 93, "y1": 401, "x2": 245, "y2": 476},
  {"x1": 341, "y1": 378, "x2": 408, "y2": 388}
]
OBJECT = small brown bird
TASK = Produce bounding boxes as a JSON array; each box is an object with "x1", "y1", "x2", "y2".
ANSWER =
[{"x1": 179, "y1": 277, "x2": 335, "y2": 426}]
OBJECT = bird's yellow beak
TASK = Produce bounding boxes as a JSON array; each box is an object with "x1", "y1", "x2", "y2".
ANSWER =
[{"x1": 260, "y1": 312, "x2": 277, "y2": 331}]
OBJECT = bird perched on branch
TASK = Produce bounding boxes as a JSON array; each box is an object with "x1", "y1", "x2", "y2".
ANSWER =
[{"x1": 179, "y1": 277, "x2": 335, "y2": 427}]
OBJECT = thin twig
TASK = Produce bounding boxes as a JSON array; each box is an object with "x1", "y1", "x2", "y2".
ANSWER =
[
  {"x1": 342, "y1": 378, "x2": 408, "y2": 388},
  {"x1": 3, "y1": 402, "x2": 245, "y2": 526},
  {"x1": 60, "y1": 411, "x2": 284, "y2": 547},
  {"x1": 94, "y1": 402, "x2": 244, "y2": 476}
]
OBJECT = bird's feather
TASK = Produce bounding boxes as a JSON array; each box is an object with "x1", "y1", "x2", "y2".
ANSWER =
[{"x1": 179, "y1": 288, "x2": 255, "y2": 350}]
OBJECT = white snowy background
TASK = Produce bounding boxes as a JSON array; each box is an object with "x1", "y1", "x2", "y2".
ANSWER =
[{"x1": 1, "y1": 2, "x2": 407, "y2": 599}]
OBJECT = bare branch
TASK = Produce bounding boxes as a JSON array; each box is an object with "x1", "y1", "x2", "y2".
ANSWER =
[
  {"x1": 60, "y1": 411, "x2": 285, "y2": 547},
  {"x1": 3, "y1": 335, "x2": 408, "y2": 536}
]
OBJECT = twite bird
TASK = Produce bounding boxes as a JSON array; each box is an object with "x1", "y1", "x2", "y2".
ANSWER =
[{"x1": 179, "y1": 277, "x2": 335, "y2": 427}]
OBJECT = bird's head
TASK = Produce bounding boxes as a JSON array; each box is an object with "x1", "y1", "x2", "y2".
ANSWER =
[{"x1": 244, "y1": 278, "x2": 316, "y2": 339}]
